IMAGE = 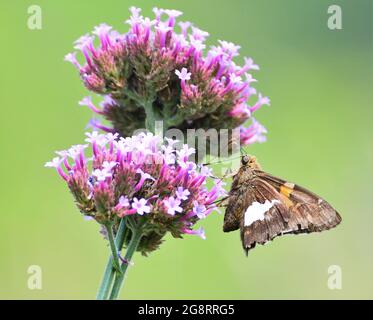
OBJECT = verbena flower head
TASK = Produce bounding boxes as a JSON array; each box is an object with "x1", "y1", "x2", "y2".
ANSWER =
[
  {"x1": 45, "y1": 132, "x2": 224, "y2": 254},
  {"x1": 65, "y1": 7, "x2": 270, "y2": 147}
]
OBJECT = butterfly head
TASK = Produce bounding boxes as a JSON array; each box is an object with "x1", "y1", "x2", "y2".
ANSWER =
[{"x1": 241, "y1": 155, "x2": 262, "y2": 170}]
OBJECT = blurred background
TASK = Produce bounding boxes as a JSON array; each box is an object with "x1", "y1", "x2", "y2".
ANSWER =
[{"x1": 0, "y1": 0, "x2": 372, "y2": 299}]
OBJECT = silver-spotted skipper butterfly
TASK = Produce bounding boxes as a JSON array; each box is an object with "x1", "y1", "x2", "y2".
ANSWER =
[{"x1": 223, "y1": 155, "x2": 342, "y2": 254}]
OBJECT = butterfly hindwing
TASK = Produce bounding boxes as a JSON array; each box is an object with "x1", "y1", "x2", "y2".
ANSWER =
[{"x1": 223, "y1": 174, "x2": 252, "y2": 232}]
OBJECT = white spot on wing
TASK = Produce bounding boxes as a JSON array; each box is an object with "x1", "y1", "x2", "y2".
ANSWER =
[{"x1": 244, "y1": 200, "x2": 280, "y2": 227}]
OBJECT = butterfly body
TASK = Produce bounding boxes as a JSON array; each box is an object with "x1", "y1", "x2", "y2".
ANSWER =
[{"x1": 223, "y1": 155, "x2": 342, "y2": 254}]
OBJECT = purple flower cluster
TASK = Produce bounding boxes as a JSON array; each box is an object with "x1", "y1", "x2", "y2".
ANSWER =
[
  {"x1": 46, "y1": 132, "x2": 225, "y2": 253},
  {"x1": 65, "y1": 7, "x2": 269, "y2": 146}
]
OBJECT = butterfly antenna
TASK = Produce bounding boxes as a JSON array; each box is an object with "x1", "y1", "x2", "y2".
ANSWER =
[
  {"x1": 240, "y1": 147, "x2": 246, "y2": 156},
  {"x1": 202, "y1": 155, "x2": 241, "y2": 166}
]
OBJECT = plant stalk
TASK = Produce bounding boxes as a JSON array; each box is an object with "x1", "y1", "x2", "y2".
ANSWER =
[
  {"x1": 144, "y1": 100, "x2": 157, "y2": 133},
  {"x1": 108, "y1": 228, "x2": 143, "y2": 300},
  {"x1": 105, "y1": 223, "x2": 122, "y2": 273},
  {"x1": 96, "y1": 218, "x2": 127, "y2": 300}
]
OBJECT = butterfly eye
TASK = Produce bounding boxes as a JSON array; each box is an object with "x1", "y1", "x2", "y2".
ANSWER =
[{"x1": 242, "y1": 155, "x2": 250, "y2": 165}]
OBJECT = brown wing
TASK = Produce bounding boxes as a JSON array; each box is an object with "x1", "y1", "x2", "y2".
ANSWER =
[
  {"x1": 239, "y1": 172, "x2": 341, "y2": 254},
  {"x1": 222, "y1": 172, "x2": 247, "y2": 233}
]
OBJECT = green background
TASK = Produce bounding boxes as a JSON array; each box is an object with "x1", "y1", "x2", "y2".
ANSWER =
[{"x1": 0, "y1": 0, "x2": 372, "y2": 299}]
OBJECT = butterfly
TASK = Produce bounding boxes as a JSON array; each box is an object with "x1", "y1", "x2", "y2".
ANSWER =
[{"x1": 222, "y1": 155, "x2": 342, "y2": 254}]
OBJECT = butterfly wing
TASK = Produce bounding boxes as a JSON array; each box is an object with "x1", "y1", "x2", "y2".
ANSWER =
[
  {"x1": 222, "y1": 171, "x2": 249, "y2": 233},
  {"x1": 239, "y1": 171, "x2": 341, "y2": 253},
  {"x1": 255, "y1": 170, "x2": 342, "y2": 232}
]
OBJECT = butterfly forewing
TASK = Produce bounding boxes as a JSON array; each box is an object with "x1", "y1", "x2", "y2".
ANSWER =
[{"x1": 255, "y1": 170, "x2": 342, "y2": 232}]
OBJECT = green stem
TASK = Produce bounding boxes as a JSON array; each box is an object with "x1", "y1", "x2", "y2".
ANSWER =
[
  {"x1": 104, "y1": 223, "x2": 122, "y2": 273},
  {"x1": 144, "y1": 99, "x2": 157, "y2": 133},
  {"x1": 108, "y1": 228, "x2": 143, "y2": 300},
  {"x1": 96, "y1": 218, "x2": 127, "y2": 300}
]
